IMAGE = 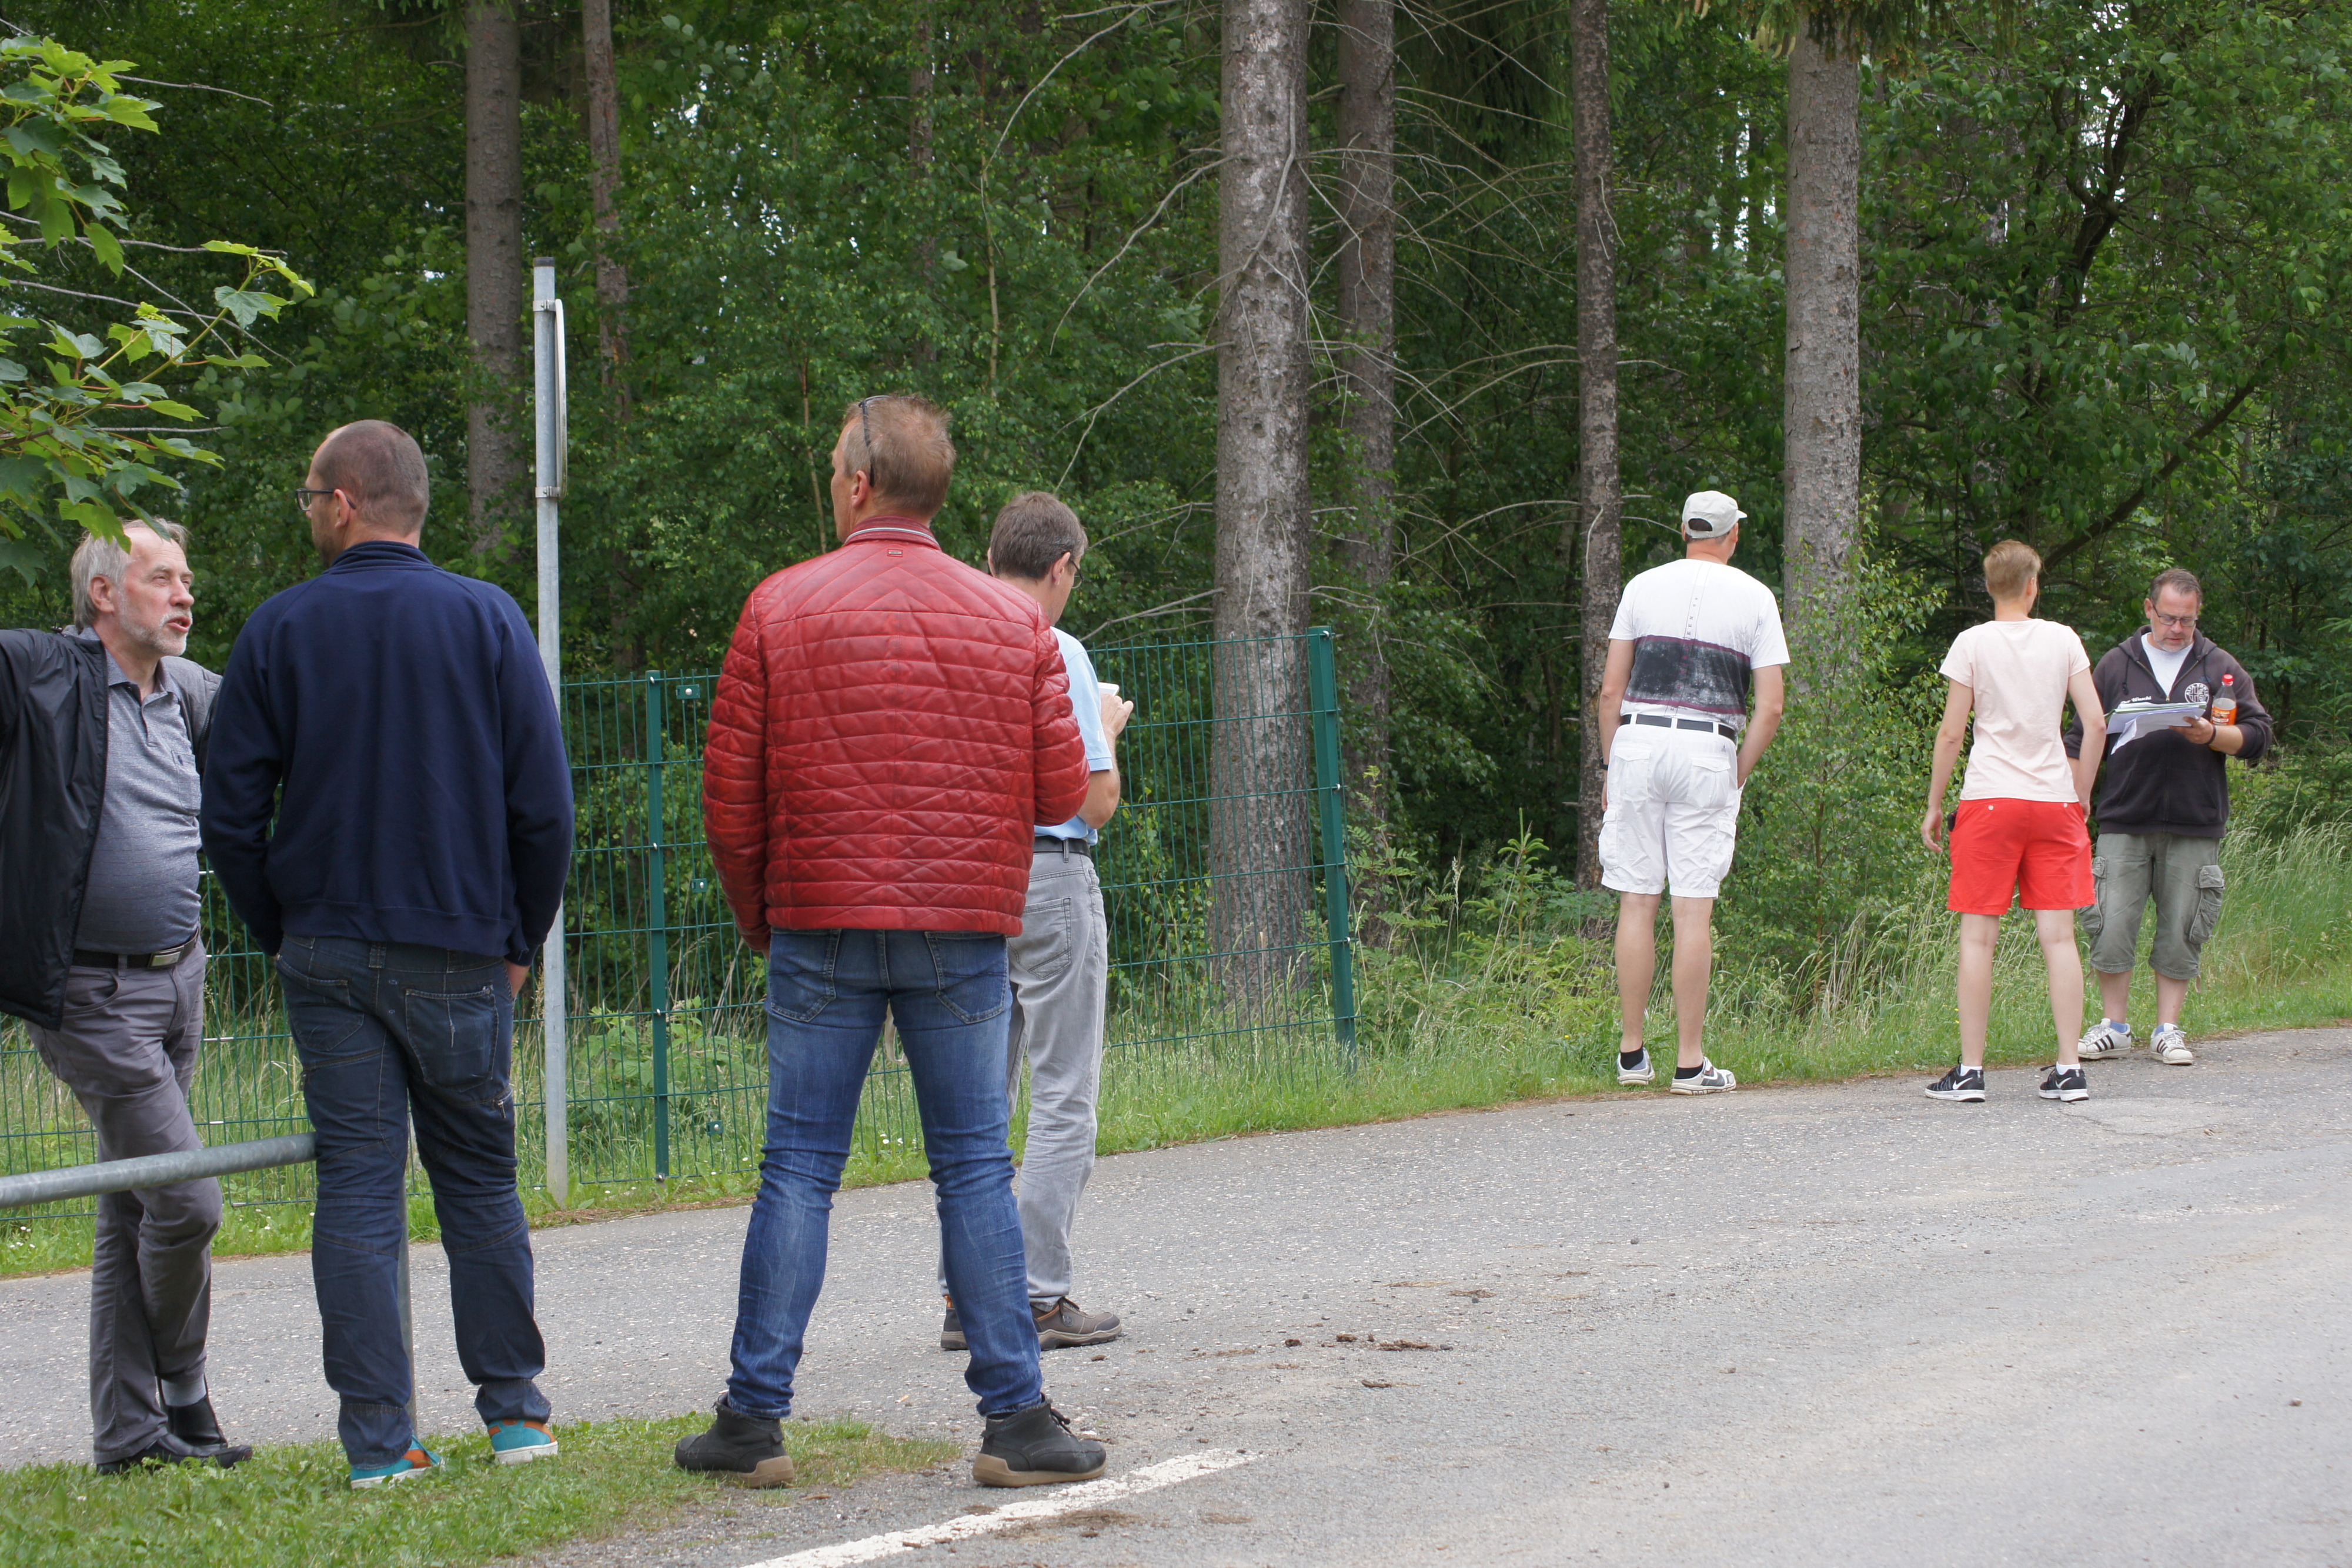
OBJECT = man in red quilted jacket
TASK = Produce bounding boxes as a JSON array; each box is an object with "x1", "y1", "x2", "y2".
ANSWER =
[{"x1": 676, "y1": 394, "x2": 1103, "y2": 1490}]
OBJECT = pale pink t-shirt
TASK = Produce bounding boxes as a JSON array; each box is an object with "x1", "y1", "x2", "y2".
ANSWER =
[{"x1": 1939, "y1": 618, "x2": 2092, "y2": 803}]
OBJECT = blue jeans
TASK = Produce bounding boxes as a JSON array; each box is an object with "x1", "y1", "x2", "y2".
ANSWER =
[
  {"x1": 278, "y1": 936, "x2": 549, "y2": 1465},
  {"x1": 727, "y1": 928, "x2": 1043, "y2": 1420}
]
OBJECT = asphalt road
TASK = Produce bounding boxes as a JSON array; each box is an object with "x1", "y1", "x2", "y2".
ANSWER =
[{"x1": 4, "y1": 1029, "x2": 2348, "y2": 1567}]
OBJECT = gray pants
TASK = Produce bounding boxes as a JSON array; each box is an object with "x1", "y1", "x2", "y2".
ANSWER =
[
  {"x1": 1006, "y1": 846, "x2": 1110, "y2": 1305},
  {"x1": 2083, "y1": 832, "x2": 2227, "y2": 981},
  {"x1": 941, "y1": 845, "x2": 1110, "y2": 1307},
  {"x1": 28, "y1": 941, "x2": 220, "y2": 1464}
]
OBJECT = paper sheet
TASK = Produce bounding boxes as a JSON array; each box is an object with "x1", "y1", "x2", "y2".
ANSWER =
[{"x1": 2107, "y1": 698, "x2": 2203, "y2": 753}]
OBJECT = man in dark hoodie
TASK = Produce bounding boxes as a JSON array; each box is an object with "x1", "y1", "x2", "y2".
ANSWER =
[{"x1": 2064, "y1": 569, "x2": 2270, "y2": 1067}]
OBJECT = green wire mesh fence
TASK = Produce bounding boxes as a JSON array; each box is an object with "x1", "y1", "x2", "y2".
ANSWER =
[{"x1": 2, "y1": 629, "x2": 1354, "y2": 1223}]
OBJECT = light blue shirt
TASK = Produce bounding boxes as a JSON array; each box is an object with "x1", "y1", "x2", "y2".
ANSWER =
[{"x1": 1037, "y1": 628, "x2": 1114, "y2": 843}]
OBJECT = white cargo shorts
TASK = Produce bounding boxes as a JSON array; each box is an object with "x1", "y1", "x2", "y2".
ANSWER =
[{"x1": 1599, "y1": 723, "x2": 1743, "y2": 898}]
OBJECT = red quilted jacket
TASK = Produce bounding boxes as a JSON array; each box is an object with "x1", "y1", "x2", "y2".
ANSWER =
[{"x1": 703, "y1": 519, "x2": 1091, "y2": 942}]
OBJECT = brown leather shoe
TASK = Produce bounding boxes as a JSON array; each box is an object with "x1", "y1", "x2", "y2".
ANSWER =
[{"x1": 1033, "y1": 1297, "x2": 1122, "y2": 1349}]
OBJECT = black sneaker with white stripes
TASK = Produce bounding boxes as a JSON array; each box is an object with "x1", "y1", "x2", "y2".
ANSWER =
[
  {"x1": 1925, "y1": 1065, "x2": 1986, "y2": 1102},
  {"x1": 2038, "y1": 1064, "x2": 2090, "y2": 1102}
]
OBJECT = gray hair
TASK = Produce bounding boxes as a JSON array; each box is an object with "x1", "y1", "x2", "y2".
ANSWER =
[{"x1": 72, "y1": 517, "x2": 189, "y2": 630}]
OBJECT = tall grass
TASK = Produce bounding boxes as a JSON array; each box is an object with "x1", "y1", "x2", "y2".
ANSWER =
[{"x1": 8, "y1": 822, "x2": 2350, "y2": 1278}]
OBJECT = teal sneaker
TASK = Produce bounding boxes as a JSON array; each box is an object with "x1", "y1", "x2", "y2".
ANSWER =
[
  {"x1": 349, "y1": 1445, "x2": 443, "y2": 1489},
  {"x1": 489, "y1": 1420, "x2": 560, "y2": 1465}
]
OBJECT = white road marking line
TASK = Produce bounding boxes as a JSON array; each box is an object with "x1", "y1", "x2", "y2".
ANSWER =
[{"x1": 736, "y1": 1449, "x2": 1259, "y2": 1568}]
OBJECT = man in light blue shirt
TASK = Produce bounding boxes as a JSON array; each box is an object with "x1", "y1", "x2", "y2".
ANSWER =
[{"x1": 939, "y1": 492, "x2": 1132, "y2": 1354}]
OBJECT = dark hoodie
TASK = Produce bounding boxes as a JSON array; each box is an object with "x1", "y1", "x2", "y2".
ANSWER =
[{"x1": 2062, "y1": 631, "x2": 2271, "y2": 838}]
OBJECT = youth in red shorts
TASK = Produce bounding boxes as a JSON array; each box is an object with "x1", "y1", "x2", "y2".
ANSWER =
[{"x1": 1946, "y1": 798, "x2": 2093, "y2": 915}]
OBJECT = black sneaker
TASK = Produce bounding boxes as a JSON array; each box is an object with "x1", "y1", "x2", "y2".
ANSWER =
[
  {"x1": 163, "y1": 1395, "x2": 253, "y2": 1469},
  {"x1": 673, "y1": 1397, "x2": 796, "y2": 1487},
  {"x1": 1925, "y1": 1065, "x2": 1986, "y2": 1102},
  {"x1": 1035, "y1": 1298, "x2": 1122, "y2": 1349},
  {"x1": 973, "y1": 1402, "x2": 1106, "y2": 1488},
  {"x1": 95, "y1": 1433, "x2": 212, "y2": 1475},
  {"x1": 940, "y1": 1301, "x2": 966, "y2": 1352},
  {"x1": 2039, "y1": 1064, "x2": 2090, "y2": 1102}
]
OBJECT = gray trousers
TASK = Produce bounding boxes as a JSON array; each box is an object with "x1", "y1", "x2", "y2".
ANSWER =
[
  {"x1": 1007, "y1": 846, "x2": 1110, "y2": 1305},
  {"x1": 2084, "y1": 831, "x2": 2227, "y2": 981},
  {"x1": 28, "y1": 940, "x2": 220, "y2": 1464},
  {"x1": 942, "y1": 844, "x2": 1110, "y2": 1307}
]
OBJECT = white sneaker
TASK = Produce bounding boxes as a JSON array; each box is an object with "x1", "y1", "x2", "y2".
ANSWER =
[
  {"x1": 2077, "y1": 1019, "x2": 2133, "y2": 1059},
  {"x1": 1618, "y1": 1051, "x2": 1656, "y2": 1086},
  {"x1": 2151, "y1": 1023, "x2": 2194, "y2": 1065},
  {"x1": 1669, "y1": 1059, "x2": 1736, "y2": 1095}
]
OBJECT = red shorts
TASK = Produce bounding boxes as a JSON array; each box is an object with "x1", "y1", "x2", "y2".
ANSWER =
[{"x1": 1947, "y1": 798, "x2": 2092, "y2": 915}]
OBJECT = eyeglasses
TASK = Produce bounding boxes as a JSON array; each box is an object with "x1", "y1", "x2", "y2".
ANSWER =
[
  {"x1": 293, "y1": 486, "x2": 336, "y2": 518},
  {"x1": 2149, "y1": 610, "x2": 2198, "y2": 630}
]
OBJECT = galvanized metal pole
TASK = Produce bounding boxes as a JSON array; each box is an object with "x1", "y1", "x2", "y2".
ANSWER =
[
  {"x1": 0, "y1": 1134, "x2": 316, "y2": 1209},
  {"x1": 532, "y1": 257, "x2": 571, "y2": 1208},
  {"x1": 1307, "y1": 628, "x2": 1359, "y2": 1068},
  {"x1": 646, "y1": 671, "x2": 671, "y2": 1182}
]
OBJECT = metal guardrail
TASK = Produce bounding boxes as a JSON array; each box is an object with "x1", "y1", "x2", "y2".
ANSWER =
[
  {"x1": 0, "y1": 1132, "x2": 315, "y2": 1208},
  {"x1": 0, "y1": 1131, "x2": 417, "y2": 1424}
]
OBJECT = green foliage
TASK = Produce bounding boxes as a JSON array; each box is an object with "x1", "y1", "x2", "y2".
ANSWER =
[
  {"x1": 1716, "y1": 554, "x2": 1947, "y2": 1002},
  {"x1": 0, "y1": 35, "x2": 306, "y2": 577},
  {"x1": 0, "y1": 0, "x2": 2346, "y2": 878}
]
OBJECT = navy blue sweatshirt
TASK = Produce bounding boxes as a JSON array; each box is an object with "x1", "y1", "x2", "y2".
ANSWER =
[{"x1": 199, "y1": 540, "x2": 573, "y2": 965}]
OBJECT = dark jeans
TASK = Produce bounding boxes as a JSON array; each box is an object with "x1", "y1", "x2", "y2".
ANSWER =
[
  {"x1": 278, "y1": 935, "x2": 549, "y2": 1465},
  {"x1": 727, "y1": 928, "x2": 1043, "y2": 1421}
]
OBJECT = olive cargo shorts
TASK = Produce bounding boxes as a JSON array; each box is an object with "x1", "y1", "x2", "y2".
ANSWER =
[{"x1": 2079, "y1": 831, "x2": 2226, "y2": 981}]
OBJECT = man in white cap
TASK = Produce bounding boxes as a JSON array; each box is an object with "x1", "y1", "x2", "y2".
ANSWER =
[{"x1": 1593, "y1": 490, "x2": 1789, "y2": 1093}]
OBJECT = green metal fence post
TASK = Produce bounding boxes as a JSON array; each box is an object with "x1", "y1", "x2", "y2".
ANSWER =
[
  {"x1": 646, "y1": 671, "x2": 671, "y2": 1181},
  {"x1": 1306, "y1": 628, "x2": 1358, "y2": 1066}
]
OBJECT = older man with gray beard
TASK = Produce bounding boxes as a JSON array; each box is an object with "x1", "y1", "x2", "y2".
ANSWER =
[{"x1": 0, "y1": 519, "x2": 250, "y2": 1473}]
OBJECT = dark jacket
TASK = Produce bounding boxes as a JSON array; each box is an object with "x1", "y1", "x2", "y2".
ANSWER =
[
  {"x1": 198, "y1": 540, "x2": 573, "y2": 965},
  {"x1": 0, "y1": 630, "x2": 218, "y2": 1029},
  {"x1": 2063, "y1": 631, "x2": 2271, "y2": 838}
]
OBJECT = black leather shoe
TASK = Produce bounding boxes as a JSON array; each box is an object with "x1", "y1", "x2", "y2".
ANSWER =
[
  {"x1": 95, "y1": 1433, "x2": 206, "y2": 1474},
  {"x1": 973, "y1": 1401, "x2": 1105, "y2": 1487},
  {"x1": 166, "y1": 1396, "x2": 254, "y2": 1468},
  {"x1": 673, "y1": 1397, "x2": 796, "y2": 1487}
]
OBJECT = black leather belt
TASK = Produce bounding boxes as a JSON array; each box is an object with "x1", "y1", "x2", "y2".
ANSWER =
[
  {"x1": 1622, "y1": 713, "x2": 1739, "y2": 742},
  {"x1": 73, "y1": 941, "x2": 191, "y2": 970},
  {"x1": 1034, "y1": 837, "x2": 1093, "y2": 858}
]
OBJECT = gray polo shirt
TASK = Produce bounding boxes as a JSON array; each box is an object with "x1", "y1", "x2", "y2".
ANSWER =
[{"x1": 74, "y1": 641, "x2": 203, "y2": 954}]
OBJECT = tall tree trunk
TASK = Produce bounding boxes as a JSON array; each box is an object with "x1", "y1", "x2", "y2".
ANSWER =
[
  {"x1": 1570, "y1": 0, "x2": 1620, "y2": 888},
  {"x1": 465, "y1": 0, "x2": 525, "y2": 555},
  {"x1": 1334, "y1": 0, "x2": 1394, "y2": 822},
  {"x1": 1211, "y1": 0, "x2": 1313, "y2": 1001},
  {"x1": 583, "y1": 0, "x2": 630, "y2": 410},
  {"x1": 1782, "y1": 22, "x2": 1861, "y2": 671},
  {"x1": 910, "y1": 3, "x2": 937, "y2": 363}
]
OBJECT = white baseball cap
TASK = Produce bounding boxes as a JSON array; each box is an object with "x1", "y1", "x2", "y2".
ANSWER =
[{"x1": 1681, "y1": 490, "x2": 1746, "y2": 538}]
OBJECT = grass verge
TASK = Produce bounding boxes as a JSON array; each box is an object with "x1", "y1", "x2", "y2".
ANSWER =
[
  {"x1": 0, "y1": 1412, "x2": 955, "y2": 1568},
  {"x1": 9, "y1": 825, "x2": 2351, "y2": 1279}
]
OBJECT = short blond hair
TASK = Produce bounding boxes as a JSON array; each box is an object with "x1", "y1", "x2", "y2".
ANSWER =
[
  {"x1": 837, "y1": 394, "x2": 956, "y2": 518},
  {"x1": 1983, "y1": 539, "x2": 2040, "y2": 601}
]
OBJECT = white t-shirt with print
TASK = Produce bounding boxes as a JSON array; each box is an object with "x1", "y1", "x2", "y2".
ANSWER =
[
  {"x1": 1609, "y1": 558, "x2": 1790, "y2": 733},
  {"x1": 1939, "y1": 618, "x2": 2092, "y2": 803}
]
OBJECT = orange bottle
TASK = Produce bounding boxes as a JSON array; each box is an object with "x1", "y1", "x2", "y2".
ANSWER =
[{"x1": 2210, "y1": 673, "x2": 2237, "y2": 726}]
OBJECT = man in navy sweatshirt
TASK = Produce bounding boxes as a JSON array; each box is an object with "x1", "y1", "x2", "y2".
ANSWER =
[{"x1": 199, "y1": 420, "x2": 573, "y2": 1488}]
